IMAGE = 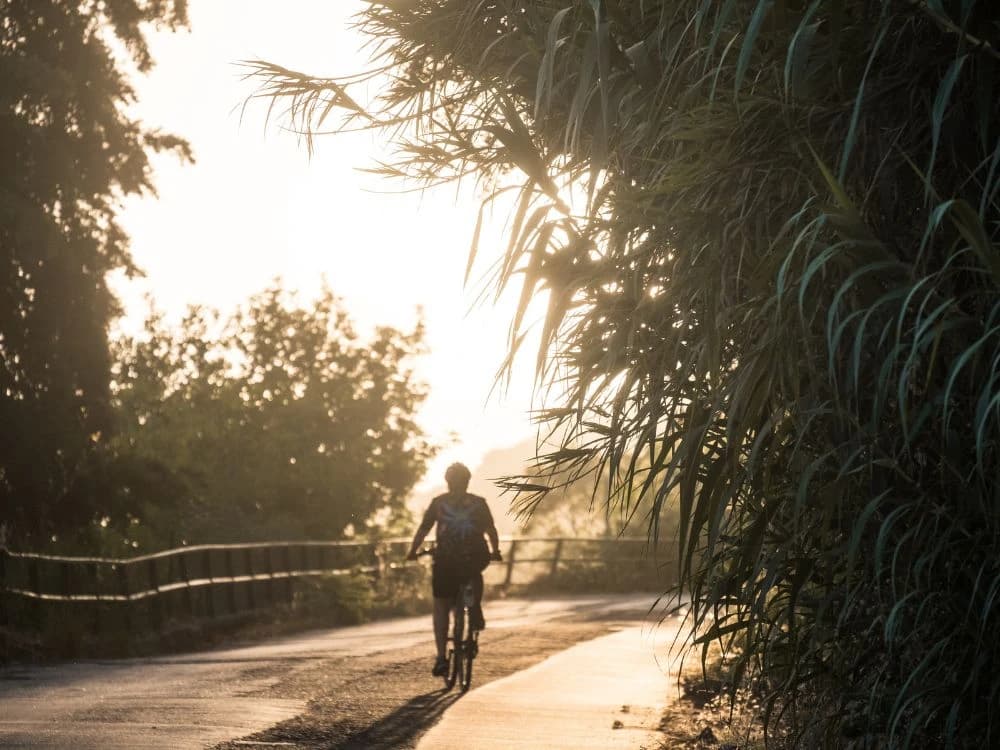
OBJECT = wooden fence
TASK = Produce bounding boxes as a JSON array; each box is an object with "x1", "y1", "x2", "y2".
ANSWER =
[{"x1": 0, "y1": 536, "x2": 666, "y2": 637}]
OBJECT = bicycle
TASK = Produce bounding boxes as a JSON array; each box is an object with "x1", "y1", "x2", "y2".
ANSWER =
[{"x1": 416, "y1": 546, "x2": 485, "y2": 692}]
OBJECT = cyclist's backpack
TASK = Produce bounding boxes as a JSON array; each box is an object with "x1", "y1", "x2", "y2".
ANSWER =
[{"x1": 436, "y1": 494, "x2": 491, "y2": 570}]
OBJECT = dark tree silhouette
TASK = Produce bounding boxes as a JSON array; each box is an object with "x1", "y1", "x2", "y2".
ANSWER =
[{"x1": 0, "y1": 1, "x2": 191, "y2": 546}]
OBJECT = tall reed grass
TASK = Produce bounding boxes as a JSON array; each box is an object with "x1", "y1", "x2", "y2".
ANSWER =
[{"x1": 248, "y1": 1, "x2": 1000, "y2": 745}]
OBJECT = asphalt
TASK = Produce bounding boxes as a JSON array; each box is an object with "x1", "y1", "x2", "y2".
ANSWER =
[
  {"x1": 417, "y1": 620, "x2": 680, "y2": 749},
  {"x1": 0, "y1": 594, "x2": 661, "y2": 749}
]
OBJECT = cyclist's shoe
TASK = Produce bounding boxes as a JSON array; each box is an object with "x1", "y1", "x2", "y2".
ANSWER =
[
  {"x1": 470, "y1": 605, "x2": 486, "y2": 631},
  {"x1": 432, "y1": 657, "x2": 448, "y2": 676}
]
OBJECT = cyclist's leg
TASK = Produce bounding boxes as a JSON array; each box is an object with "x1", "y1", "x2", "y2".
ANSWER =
[
  {"x1": 473, "y1": 570, "x2": 484, "y2": 606},
  {"x1": 470, "y1": 570, "x2": 486, "y2": 629},
  {"x1": 431, "y1": 560, "x2": 460, "y2": 669},
  {"x1": 432, "y1": 597, "x2": 450, "y2": 659}
]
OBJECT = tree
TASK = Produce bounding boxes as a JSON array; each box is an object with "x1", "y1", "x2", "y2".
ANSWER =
[
  {"x1": 0, "y1": 1, "x2": 191, "y2": 547},
  {"x1": 249, "y1": 1, "x2": 1000, "y2": 746},
  {"x1": 106, "y1": 282, "x2": 434, "y2": 549}
]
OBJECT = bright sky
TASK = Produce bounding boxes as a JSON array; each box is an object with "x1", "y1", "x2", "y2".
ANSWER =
[{"x1": 115, "y1": 0, "x2": 542, "y2": 494}]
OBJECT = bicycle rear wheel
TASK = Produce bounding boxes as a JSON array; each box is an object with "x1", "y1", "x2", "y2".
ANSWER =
[
  {"x1": 447, "y1": 607, "x2": 465, "y2": 690},
  {"x1": 460, "y1": 630, "x2": 475, "y2": 691}
]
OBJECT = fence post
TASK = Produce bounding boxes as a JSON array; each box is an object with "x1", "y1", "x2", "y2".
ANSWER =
[
  {"x1": 549, "y1": 539, "x2": 563, "y2": 578},
  {"x1": 163, "y1": 553, "x2": 174, "y2": 623},
  {"x1": 91, "y1": 561, "x2": 101, "y2": 634},
  {"x1": 28, "y1": 557, "x2": 42, "y2": 627},
  {"x1": 372, "y1": 543, "x2": 384, "y2": 582},
  {"x1": 244, "y1": 548, "x2": 257, "y2": 611},
  {"x1": 147, "y1": 558, "x2": 162, "y2": 630},
  {"x1": 59, "y1": 561, "x2": 72, "y2": 633},
  {"x1": 60, "y1": 560, "x2": 71, "y2": 599},
  {"x1": 266, "y1": 546, "x2": 277, "y2": 605},
  {"x1": 225, "y1": 549, "x2": 238, "y2": 614},
  {"x1": 117, "y1": 563, "x2": 131, "y2": 632},
  {"x1": 203, "y1": 549, "x2": 215, "y2": 619},
  {"x1": 0, "y1": 547, "x2": 6, "y2": 616},
  {"x1": 177, "y1": 552, "x2": 194, "y2": 617},
  {"x1": 504, "y1": 539, "x2": 518, "y2": 587},
  {"x1": 282, "y1": 545, "x2": 293, "y2": 605},
  {"x1": 0, "y1": 547, "x2": 8, "y2": 657}
]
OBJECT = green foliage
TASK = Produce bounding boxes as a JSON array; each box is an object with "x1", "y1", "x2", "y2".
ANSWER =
[
  {"x1": 251, "y1": 1, "x2": 1000, "y2": 746},
  {"x1": 98, "y1": 282, "x2": 435, "y2": 549},
  {"x1": 370, "y1": 564, "x2": 434, "y2": 618},
  {"x1": 295, "y1": 573, "x2": 376, "y2": 626},
  {"x1": 518, "y1": 455, "x2": 680, "y2": 538},
  {"x1": 526, "y1": 562, "x2": 662, "y2": 594},
  {"x1": 0, "y1": 1, "x2": 191, "y2": 547}
]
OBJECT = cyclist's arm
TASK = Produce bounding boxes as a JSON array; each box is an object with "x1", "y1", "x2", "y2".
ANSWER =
[
  {"x1": 486, "y1": 523, "x2": 500, "y2": 557},
  {"x1": 480, "y1": 498, "x2": 501, "y2": 558},
  {"x1": 406, "y1": 500, "x2": 437, "y2": 560}
]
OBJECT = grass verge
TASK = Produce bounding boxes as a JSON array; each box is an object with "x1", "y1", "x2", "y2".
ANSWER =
[{"x1": 656, "y1": 644, "x2": 786, "y2": 750}]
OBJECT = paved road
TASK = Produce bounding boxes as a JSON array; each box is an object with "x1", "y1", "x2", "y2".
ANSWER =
[
  {"x1": 0, "y1": 594, "x2": 658, "y2": 749},
  {"x1": 418, "y1": 623, "x2": 679, "y2": 749}
]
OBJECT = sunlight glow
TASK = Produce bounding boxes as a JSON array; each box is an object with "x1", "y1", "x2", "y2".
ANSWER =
[{"x1": 113, "y1": 1, "x2": 545, "y2": 507}]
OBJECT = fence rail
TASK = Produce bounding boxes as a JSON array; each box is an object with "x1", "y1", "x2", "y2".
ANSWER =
[
  {"x1": 2, "y1": 540, "x2": 380, "y2": 603},
  {"x1": 0, "y1": 536, "x2": 665, "y2": 636}
]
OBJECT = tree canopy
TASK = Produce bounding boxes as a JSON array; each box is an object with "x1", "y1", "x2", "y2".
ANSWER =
[
  {"x1": 93, "y1": 283, "x2": 435, "y2": 552},
  {"x1": 251, "y1": 1, "x2": 1000, "y2": 746},
  {"x1": 0, "y1": 0, "x2": 190, "y2": 546}
]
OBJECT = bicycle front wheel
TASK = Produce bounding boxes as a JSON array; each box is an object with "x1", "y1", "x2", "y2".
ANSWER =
[
  {"x1": 448, "y1": 608, "x2": 465, "y2": 690},
  {"x1": 460, "y1": 632, "x2": 475, "y2": 692},
  {"x1": 444, "y1": 646, "x2": 459, "y2": 690}
]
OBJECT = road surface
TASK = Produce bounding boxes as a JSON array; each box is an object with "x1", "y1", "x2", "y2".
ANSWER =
[
  {"x1": 417, "y1": 624, "x2": 677, "y2": 749},
  {"x1": 0, "y1": 594, "x2": 670, "y2": 749}
]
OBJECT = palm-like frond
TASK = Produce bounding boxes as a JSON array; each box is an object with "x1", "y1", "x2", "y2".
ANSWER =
[{"x1": 247, "y1": 1, "x2": 1000, "y2": 746}]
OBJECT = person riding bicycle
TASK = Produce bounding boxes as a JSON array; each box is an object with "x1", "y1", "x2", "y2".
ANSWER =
[{"x1": 406, "y1": 462, "x2": 501, "y2": 677}]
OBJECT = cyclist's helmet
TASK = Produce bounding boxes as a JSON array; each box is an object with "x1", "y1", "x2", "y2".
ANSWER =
[{"x1": 444, "y1": 462, "x2": 472, "y2": 491}]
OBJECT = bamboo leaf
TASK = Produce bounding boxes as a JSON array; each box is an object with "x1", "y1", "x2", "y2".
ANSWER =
[
  {"x1": 465, "y1": 199, "x2": 487, "y2": 287},
  {"x1": 784, "y1": 0, "x2": 822, "y2": 98},
  {"x1": 838, "y1": 25, "x2": 888, "y2": 181},
  {"x1": 535, "y1": 7, "x2": 574, "y2": 122},
  {"x1": 734, "y1": 0, "x2": 774, "y2": 97},
  {"x1": 927, "y1": 55, "x2": 968, "y2": 196},
  {"x1": 949, "y1": 199, "x2": 1000, "y2": 285}
]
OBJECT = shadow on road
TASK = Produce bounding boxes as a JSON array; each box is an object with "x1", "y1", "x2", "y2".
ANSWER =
[{"x1": 339, "y1": 687, "x2": 463, "y2": 749}]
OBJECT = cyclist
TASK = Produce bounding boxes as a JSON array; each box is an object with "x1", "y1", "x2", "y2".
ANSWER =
[{"x1": 406, "y1": 462, "x2": 502, "y2": 677}]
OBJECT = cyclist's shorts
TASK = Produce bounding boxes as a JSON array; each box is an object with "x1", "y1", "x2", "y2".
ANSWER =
[{"x1": 432, "y1": 558, "x2": 482, "y2": 599}]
